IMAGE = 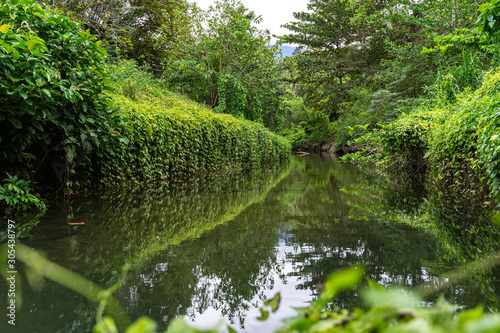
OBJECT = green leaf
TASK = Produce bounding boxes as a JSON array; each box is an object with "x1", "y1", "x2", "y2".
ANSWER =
[
  {"x1": 118, "y1": 137, "x2": 129, "y2": 144},
  {"x1": 264, "y1": 292, "x2": 281, "y2": 313},
  {"x1": 257, "y1": 308, "x2": 269, "y2": 321},
  {"x1": 125, "y1": 317, "x2": 157, "y2": 333},
  {"x1": 40, "y1": 89, "x2": 51, "y2": 98},
  {"x1": 25, "y1": 39, "x2": 42, "y2": 51},
  {"x1": 323, "y1": 265, "x2": 364, "y2": 298},
  {"x1": 363, "y1": 285, "x2": 421, "y2": 309}
]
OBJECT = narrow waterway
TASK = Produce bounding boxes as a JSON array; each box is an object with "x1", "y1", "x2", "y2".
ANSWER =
[{"x1": 1, "y1": 154, "x2": 499, "y2": 332}]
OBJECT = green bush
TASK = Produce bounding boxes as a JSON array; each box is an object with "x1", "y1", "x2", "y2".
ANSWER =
[
  {"x1": 344, "y1": 66, "x2": 500, "y2": 203},
  {"x1": 95, "y1": 61, "x2": 290, "y2": 185},
  {"x1": 0, "y1": 173, "x2": 46, "y2": 241},
  {"x1": 342, "y1": 105, "x2": 448, "y2": 171},
  {"x1": 0, "y1": 0, "x2": 121, "y2": 172},
  {"x1": 0, "y1": 173, "x2": 45, "y2": 214},
  {"x1": 426, "y1": 69, "x2": 500, "y2": 199}
]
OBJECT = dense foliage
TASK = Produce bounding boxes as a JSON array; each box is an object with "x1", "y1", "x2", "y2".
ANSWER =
[
  {"x1": 343, "y1": 67, "x2": 500, "y2": 203},
  {"x1": 95, "y1": 61, "x2": 290, "y2": 185},
  {"x1": 48, "y1": 0, "x2": 189, "y2": 69},
  {"x1": 2, "y1": 0, "x2": 500, "y2": 330},
  {"x1": 162, "y1": 0, "x2": 283, "y2": 129},
  {"x1": 279, "y1": 0, "x2": 489, "y2": 150},
  {"x1": 0, "y1": 0, "x2": 120, "y2": 176},
  {"x1": 342, "y1": 0, "x2": 500, "y2": 206},
  {"x1": 0, "y1": 0, "x2": 290, "y2": 229}
]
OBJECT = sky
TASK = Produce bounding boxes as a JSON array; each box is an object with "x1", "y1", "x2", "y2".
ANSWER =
[{"x1": 191, "y1": 0, "x2": 309, "y2": 41}]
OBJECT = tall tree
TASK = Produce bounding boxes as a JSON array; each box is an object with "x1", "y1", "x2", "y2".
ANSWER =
[
  {"x1": 125, "y1": 0, "x2": 189, "y2": 70},
  {"x1": 162, "y1": 0, "x2": 283, "y2": 127},
  {"x1": 47, "y1": 0, "x2": 131, "y2": 54},
  {"x1": 280, "y1": 0, "x2": 487, "y2": 121},
  {"x1": 281, "y1": 0, "x2": 391, "y2": 120}
]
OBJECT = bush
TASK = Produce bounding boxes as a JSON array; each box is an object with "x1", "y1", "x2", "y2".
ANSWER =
[
  {"x1": 95, "y1": 61, "x2": 291, "y2": 185},
  {"x1": 344, "y1": 66, "x2": 500, "y2": 203},
  {"x1": 426, "y1": 69, "x2": 500, "y2": 199},
  {"x1": 0, "y1": 173, "x2": 46, "y2": 241},
  {"x1": 0, "y1": 173, "x2": 45, "y2": 215},
  {"x1": 0, "y1": 0, "x2": 120, "y2": 167}
]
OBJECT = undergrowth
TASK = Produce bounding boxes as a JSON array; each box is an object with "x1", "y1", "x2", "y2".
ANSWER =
[
  {"x1": 94, "y1": 60, "x2": 291, "y2": 185},
  {"x1": 343, "y1": 65, "x2": 500, "y2": 204}
]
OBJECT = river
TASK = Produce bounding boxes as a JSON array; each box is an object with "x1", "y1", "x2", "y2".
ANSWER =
[{"x1": 1, "y1": 154, "x2": 499, "y2": 332}]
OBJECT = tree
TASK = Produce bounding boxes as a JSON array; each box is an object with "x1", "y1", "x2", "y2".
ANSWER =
[
  {"x1": 48, "y1": 0, "x2": 189, "y2": 69},
  {"x1": 48, "y1": 0, "x2": 131, "y2": 55},
  {"x1": 162, "y1": 0, "x2": 283, "y2": 127},
  {"x1": 124, "y1": 0, "x2": 189, "y2": 70},
  {"x1": 280, "y1": 0, "x2": 391, "y2": 120},
  {"x1": 280, "y1": 0, "x2": 487, "y2": 122}
]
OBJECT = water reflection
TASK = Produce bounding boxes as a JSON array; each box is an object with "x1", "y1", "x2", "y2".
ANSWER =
[{"x1": 1, "y1": 155, "x2": 499, "y2": 333}]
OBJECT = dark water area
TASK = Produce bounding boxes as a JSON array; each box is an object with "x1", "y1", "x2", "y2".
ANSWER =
[{"x1": 1, "y1": 154, "x2": 499, "y2": 332}]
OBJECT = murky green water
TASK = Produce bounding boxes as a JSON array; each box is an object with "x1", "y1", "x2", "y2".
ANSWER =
[{"x1": 1, "y1": 155, "x2": 499, "y2": 332}]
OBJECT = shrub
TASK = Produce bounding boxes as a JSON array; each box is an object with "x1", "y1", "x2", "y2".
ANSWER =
[
  {"x1": 0, "y1": 173, "x2": 46, "y2": 241},
  {"x1": 0, "y1": 0, "x2": 121, "y2": 167},
  {"x1": 426, "y1": 70, "x2": 500, "y2": 199},
  {"x1": 0, "y1": 173, "x2": 45, "y2": 215},
  {"x1": 342, "y1": 106, "x2": 449, "y2": 172},
  {"x1": 95, "y1": 61, "x2": 291, "y2": 185},
  {"x1": 344, "y1": 66, "x2": 500, "y2": 203}
]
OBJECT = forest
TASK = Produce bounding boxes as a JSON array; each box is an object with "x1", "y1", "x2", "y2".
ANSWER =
[{"x1": 1, "y1": 0, "x2": 500, "y2": 332}]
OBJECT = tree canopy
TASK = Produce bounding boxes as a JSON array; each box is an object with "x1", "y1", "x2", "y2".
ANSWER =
[
  {"x1": 161, "y1": 0, "x2": 283, "y2": 127},
  {"x1": 280, "y1": 0, "x2": 488, "y2": 123},
  {"x1": 48, "y1": 0, "x2": 189, "y2": 69}
]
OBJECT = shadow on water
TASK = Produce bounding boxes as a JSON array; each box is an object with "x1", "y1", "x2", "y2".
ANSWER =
[{"x1": 1, "y1": 154, "x2": 499, "y2": 332}]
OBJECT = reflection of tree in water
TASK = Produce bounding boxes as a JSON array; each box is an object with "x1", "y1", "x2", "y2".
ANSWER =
[
  {"x1": 120, "y1": 154, "x2": 494, "y2": 330},
  {"x1": 337, "y1": 161, "x2": 500, "y2": 311},
  {"x1": 12, "y1": 164, "x2": 291, "y2": 332},
  {"x1": 120, "y1": 188, "x2": 290, "y2": 329},
  {"x1": 12, "y1": 154, "x2": 500, "y2": 333},
  {"x1": 273, "y1": 156, "x2": 447, "y2": 310}
]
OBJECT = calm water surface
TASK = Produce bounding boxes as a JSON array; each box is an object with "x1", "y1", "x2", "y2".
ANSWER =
[{"x1": 1, "y1": 155, "x2": 499, "y2": 332}]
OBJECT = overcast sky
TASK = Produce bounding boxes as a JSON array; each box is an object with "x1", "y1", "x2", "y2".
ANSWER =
[{"x1": 191, "y1": 0, "x2": 309, "y2": 41}]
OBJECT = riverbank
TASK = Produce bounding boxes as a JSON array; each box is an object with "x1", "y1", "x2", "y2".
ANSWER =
[
  {"x1": 0, "y1": 59, "x2": 290, "y2": 236},
  {"x1": 92, "y1": 60, "x2": 290, "y2": 187},
  {"x1": 342, "y1": 69, "x2": 500, "y2": 207}
]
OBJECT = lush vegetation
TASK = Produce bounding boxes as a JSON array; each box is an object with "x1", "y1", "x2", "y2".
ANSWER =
[
  {"x1": 162, "y1": 0, "x2": 283, "y2": 128},
  {"x1": 0, "y1": 0, "x2": 119, "y2": 227},
  {"x1": 0, "y1": 0, "x2": 119, "y2": 167},
  {"x1": 2, "y1": 0, "x2": 500, "y2": 331},
  {"x1": 279, "y1": 0, "x2": 491, "y2": 151},
  {"x1": 342, "y1": 42, "x2": 500, "y2": 204},
  {"x1": 48, "y1": 0, "x2": 190, "y2": 70},
  {"x1": 0, "y1": 0, "x2": 290, "y2": 217},
  {"x1": 96, "y1": 60, "x2": 290, "y2": 186},
  {"x1": 5, "y1": 0, "x2": 500, "y2": 202}
]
